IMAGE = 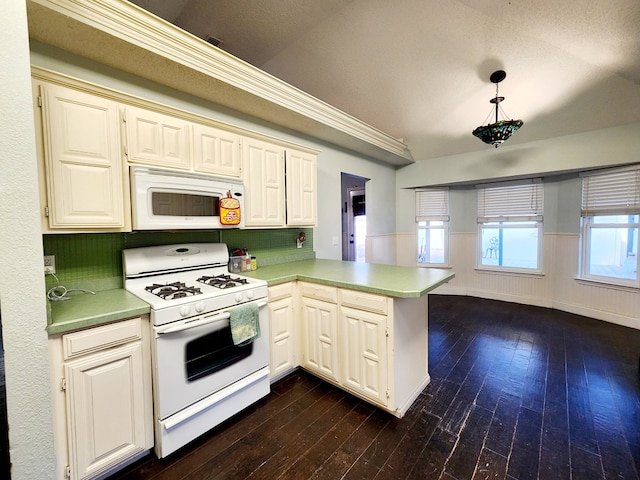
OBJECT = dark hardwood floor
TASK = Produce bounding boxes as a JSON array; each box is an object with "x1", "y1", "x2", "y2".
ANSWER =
[
  {"x1": 111, "y1": 295, "x2": 640, "y2": 480},
  {"x1": 0, "y1": 322, "x2": 9, "y2": 479}
]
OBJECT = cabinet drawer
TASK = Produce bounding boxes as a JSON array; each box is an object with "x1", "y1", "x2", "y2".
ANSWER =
[
  {"x1": 299, "y1": 282, "x2": 338, "y2": 303},
  {"x1": 63, "y1": 318, "x2": 143, "y2": 360},
  {"x1": 268, "y1": 282, "x2": 294, "y2": 302},
  {"x1": 340, "y1": 289, "x2": 388, "y2": 315}
]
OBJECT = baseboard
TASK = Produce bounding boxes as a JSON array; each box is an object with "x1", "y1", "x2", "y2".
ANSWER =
[
  {"x1": 393, "y1": 374, "x2": 431, "y2": 419},
  {"x1": 430, "y1": 287, "x2": 639, "y2": 330},
  {"x1": 552, "y1": 300, "x2": 640, "y2": 330}
]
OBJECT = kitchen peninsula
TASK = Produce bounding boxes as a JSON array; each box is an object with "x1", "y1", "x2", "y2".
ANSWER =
[
  {"x1": 244, "y1": 258, "x2": 454, "y2": 296},
  {"x1": 245, "y1": 259, "x2": 454, "y2": 417}
]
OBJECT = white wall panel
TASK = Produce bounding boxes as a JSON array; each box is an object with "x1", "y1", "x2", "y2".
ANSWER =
[
  {"x1": 366, "y1": 234, "x2": 397, "y2": 265},
  {"x1": 397, "y1": 232, "x2": 639, "y2": 329}
]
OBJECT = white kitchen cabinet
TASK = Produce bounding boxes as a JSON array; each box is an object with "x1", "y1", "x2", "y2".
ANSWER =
[
  {"x1": 49, "y1": 317, "x2": 153, "y2": 480},
  {"x1": 294, "y1": 282, "x2": 429, "y2": 418},
  {"x1": 38, "y1": 83, "x2": 126, "y2": 230},
  {"x1": 241, "y1": 137, "x2": 318, "y2": 227},
  {"x1": 124, "y1": 105, "x2": 191, "y2": 170},
  {"x1": 337, "y1": 289, "x2": 431, "y2": 418},
  {"x1": 125, "y1": 105, "x2": 243, "y2": 177},
  {"x1": 285, "y1": 148, "x2": 317, "y2": 226},
  {"x1": 299, "y1": 283, "x2": 340, "y2": 383},
  {"x1": 242, "y1": 137, "x2": 286, "y2": 226},
  {"x1": 268, "y1": 282, "x2": 298, "y2": 381},
  {"x1": 339, "y1": 289, "x2": 389, "y2": 407},
  {"x1": 192, "y1": 123, "x2": 241, "y2": 177}
]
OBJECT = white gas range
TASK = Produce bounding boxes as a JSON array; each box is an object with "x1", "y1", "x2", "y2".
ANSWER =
[{"x1": 123, "y1": 243, "x2": 270, "y2": 458}]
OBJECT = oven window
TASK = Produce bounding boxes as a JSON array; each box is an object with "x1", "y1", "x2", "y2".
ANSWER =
[
  {"x1": 185, "y1": 327, "x2": 253, "y2": 382},
  {"x1": 151, "y1": 192, "x2": 220, "y2": 217}
]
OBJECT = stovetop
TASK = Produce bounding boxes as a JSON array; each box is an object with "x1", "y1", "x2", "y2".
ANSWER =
[
  {"x1": 125, "y1": 268, "x2": 267, "y2": 325},
  {"x1": 123, "y1": 243, "x2": 267, "y2": 326}
]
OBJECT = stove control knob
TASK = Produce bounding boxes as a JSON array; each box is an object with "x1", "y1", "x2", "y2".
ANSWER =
[
  {"x1": 179, "y1": 305, "x2": 192, "y2": 317},
  {"x1": 234, "y1": 293, "x2": 243, "y2": 303},
  {"x1": 246, "y1": 290, "x2": 254, "y2": 300},
  {"x1": 195, "y1": 302, "x2": 205, "y2": 313}
]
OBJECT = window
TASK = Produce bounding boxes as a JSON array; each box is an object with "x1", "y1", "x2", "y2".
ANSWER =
[
  {"x1": 416, "y1": 188, "x2": 449, "y2": 266},
  {"x1": 580, "y1": 165, "x2": 640, "y2": 287},
  {"x1": 476, "y1": 180, "x2": 543, "y2": 272}
]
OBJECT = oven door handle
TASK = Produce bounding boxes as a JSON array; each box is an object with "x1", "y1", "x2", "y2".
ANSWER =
[
  {"x1": 157, "y1": 312, "x2": 230, "y2": 335},
  {"x1": 156, "y1": 300, "x2": 267, "y2": 335}
]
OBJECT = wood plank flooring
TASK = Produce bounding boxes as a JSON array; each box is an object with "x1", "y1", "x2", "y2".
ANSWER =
[{"x1": 110, "y1": 295, "x2": 640, "y2": 480}]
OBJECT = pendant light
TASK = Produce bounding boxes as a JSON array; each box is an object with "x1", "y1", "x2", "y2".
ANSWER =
[{"x1": 472, "y1": 70, "x2": 523, "y2": 147}]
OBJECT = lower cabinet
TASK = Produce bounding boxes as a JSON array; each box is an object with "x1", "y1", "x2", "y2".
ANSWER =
[
  {"x1": 49, "y1": 316, "x2": 153, "y2": 480},
  {"x1": 340, "y1": 305, "x2": 389, "y2": 406},
  {"x1": 298, "y1": 283, "x2": 391, "y2": 409},
  {"x1": 267, "y1": 282, "x2": 297, "y2": 381},
  {"x1": 300, "y1": 287, "x2": 340, "y2": 384},
  {"x1": 270, "y1": 281, "x2": 429, "y2": 417}
]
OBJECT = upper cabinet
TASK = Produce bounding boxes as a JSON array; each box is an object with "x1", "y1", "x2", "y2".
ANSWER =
[
  {"x1": 286, "y1": 148, "x2": 317, "y2": 226},
  {"x1": 242, "y1": 137, "x2": 286, "y2": 227},
  {"x1": 242, "y1": 138, "x2": 317, "y2": 228},
  {"x1": 124, "y1": 106, "x2": 191, "y2": 170},
  {"x1": 34, "y1": 71, "x2": 317, "y2": 233},
  {"x1": 38, "y1": 83, "x2": 127, "y2": 231},
  {"x1": 124, "y1": 107, "x2": 242, "y2": 177},
  {"x1": 192, "y1": 123, "x2": 241, "y2": 177}
]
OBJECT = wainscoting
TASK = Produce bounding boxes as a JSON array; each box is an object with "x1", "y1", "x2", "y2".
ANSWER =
[{"x1": 394, "y1": 232, "x2": 640, "y2": 330}]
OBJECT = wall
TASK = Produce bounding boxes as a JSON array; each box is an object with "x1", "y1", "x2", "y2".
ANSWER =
[
  {"x1": 396, "y1": 173, "x2": 640, "y2": 329},
  {"x1": 0, "y1": 2, "x2": 56, "y2": 479},
  {"x1": 30, "y1": 41, "x2": 398, "y2": 263},
  {"x1": 396, "y1": 123, "x2": 640, "y2": 190}
]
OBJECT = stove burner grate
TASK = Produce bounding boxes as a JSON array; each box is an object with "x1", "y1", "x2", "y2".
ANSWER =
[
  {"x1": 145, "y1": 282, "x2": 202, "y2": 300},
  {"x1": 197, "y1": 274, "x2": 250, "y2": 289}
]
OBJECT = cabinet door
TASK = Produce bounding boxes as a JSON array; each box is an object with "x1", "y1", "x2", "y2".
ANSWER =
[
  {"x1": 268, "y1": 294, "x2": 296, "y2": 379},
  {"x1": 192, "y1": 123, "x2": 241, "y2": 177},
  {"x1": 242, "y1": 137, "x2": 285, "y2": 226},
  {"x1": 301, "y1": 296, "x2": 340, "y2": 383},
  {"x1": 285, "y1": 149, "x2": 317, "y2": 226},
  {"x1": 124, "y1": 105, "x2": 190, "y2": 169},
  {"x1": 65, "y1": 342, "x2": 150, "y2": 480},
  {"x1": 340, "y1": 306, "x2": 388, "y2": 406},
  {"x1": 40, "y1": 84, "x2": 125, "y2": 228}
]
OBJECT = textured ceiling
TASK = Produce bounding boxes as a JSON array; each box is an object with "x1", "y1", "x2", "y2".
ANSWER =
[{"x1": 129, "y1": 0, "x2": 640, "y2": 161}]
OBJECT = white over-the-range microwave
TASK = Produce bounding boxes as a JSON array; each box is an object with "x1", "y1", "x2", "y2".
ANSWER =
[{"x1": 130, "y1": 166, "x2": 245, "y2": 230}]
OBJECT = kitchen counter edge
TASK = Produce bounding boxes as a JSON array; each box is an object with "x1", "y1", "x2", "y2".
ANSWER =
[
  {"x1": 243, "y1": 259, "x2": 455, "y2": 297},
  {"x1": 47, "y1": 289, "x2": 151, "y2": 336}
]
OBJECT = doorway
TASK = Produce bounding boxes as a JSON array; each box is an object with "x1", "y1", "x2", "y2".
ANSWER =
[{"x1": 341, "y1": 173, "x2": 369, "y2": 262}]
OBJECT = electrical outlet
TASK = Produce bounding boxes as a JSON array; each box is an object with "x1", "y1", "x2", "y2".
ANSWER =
[{"x1": 44, "y1": 255, "x2": 56, "y2": 274}]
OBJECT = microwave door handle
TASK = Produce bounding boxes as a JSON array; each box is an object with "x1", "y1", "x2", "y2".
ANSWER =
[{"x1": 157, "y1": 312, "x2": 231, "y2": 335}]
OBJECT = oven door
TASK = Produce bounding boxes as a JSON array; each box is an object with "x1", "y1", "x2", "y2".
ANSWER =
[{"x1": 152, "y1": 300, "x2": 268, "y2": 420}]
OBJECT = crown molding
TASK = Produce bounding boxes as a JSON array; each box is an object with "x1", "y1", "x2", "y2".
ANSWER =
[{"x1": 26, "y1": 0, "x2": 413, "y2": 166}]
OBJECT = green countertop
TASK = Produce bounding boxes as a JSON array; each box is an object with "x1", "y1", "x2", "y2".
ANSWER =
[
  {"x1": 47, "y1": 260, "x2": 454, "y2": 335},
  {"x1": 242, "y1": 259, "x2": 455, "y2": 298},
  {"x1": 47, "y1": 289, "x2": 150, "y2": 336}
]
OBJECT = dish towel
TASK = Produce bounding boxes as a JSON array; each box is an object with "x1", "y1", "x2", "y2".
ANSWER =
[{"x1": 229, "y1": 303, "x2": 260, "y2": 346}]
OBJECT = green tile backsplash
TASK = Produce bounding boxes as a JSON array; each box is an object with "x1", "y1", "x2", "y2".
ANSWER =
[{"x1": 43, "y1": 228, "x2": 314, "y2": 292}]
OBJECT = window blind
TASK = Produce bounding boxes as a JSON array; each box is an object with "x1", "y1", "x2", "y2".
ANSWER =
[
  {"x1": 477, "y1": 180, "x2": 543, "y2": 222},
  {"x1": 581, "y1": 164, "x2": 640, "y2": 215},
  {"x1": 416, "y1": 188, "x2": 449, "y2": 221}
]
